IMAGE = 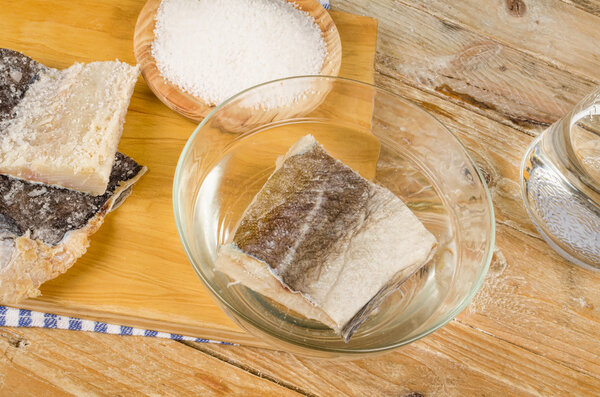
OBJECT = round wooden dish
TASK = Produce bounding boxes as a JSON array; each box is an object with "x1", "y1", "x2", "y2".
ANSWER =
[{"x1": 133, "y1": 0, "x2": 342, "y2": 122}]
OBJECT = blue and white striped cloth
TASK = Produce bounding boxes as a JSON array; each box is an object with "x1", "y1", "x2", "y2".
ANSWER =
[{"x1": 0, "y1": 306, "x2": 235, "y2": 345}]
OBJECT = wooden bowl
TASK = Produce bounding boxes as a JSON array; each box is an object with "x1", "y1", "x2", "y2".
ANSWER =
[{"x1": 133, "y1": 0, "x2": 342, "y2": 122}]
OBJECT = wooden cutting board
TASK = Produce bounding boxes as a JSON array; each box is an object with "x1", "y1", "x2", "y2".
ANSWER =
[{"x1": 1, "y1": 0, "x2": 377, "y2": 348}]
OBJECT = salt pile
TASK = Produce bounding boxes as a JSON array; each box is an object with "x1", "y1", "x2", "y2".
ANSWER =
[{"x1": 152, "y1": 0, "x2": 328, "y2": 106}]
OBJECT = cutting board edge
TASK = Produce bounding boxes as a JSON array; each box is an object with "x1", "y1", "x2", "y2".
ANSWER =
[{"x1": 1, "y1": 8, "x2": 379, "y2": 349}]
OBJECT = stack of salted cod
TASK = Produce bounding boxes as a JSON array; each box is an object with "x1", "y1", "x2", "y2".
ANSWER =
[
  {"x1": 216, "y1": 135, "x2": 437, "y2": 341},
  {"x1": 0, "y1": 49, "x2": 146, "y2": 303}
]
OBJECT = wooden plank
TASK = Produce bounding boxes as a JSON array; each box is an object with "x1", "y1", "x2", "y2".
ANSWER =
[
  {"x1": 331, "y1": 0, "x2": 597, "y2": 135},
  {"x1": 191, "y1": 317, "x2": 600, "y2": 396},
  {"x1": 460, "y1": 223, "x2": 600, "y2": 379},
  {"x1": 0, "y1": 328, "x2": 301, "y2": 396},
  {"x1": 0, "y1": 0, "x2": 378, "y2": 346},
  {"x1": 370, "y1": 74, "x2": 600, "y2": 378},
  {"x1": 394, "y1": 0, "x2": 600, "y2": 84},
  {"x1": 560, "y1": 0, "x2": 600, "y2": 16}
]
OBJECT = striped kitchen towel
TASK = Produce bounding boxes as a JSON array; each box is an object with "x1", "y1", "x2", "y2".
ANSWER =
[{"x1": 0, "y1": 306, "x2": 235, "y2": 345}]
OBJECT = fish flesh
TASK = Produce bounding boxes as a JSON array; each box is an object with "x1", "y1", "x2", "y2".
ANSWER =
[{"x1": 0, "y1": 48, "x2": 139, "y2": 195}]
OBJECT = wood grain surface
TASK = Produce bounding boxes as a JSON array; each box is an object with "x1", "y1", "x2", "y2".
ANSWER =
[
  {"x1": 0, "y1": 3, "x2": 377, "y2": 349},
  {"x1": 0, "y1": 328, "x2": 300, "y2": 396},
  {"x1": 2, "y1": 0, "x2": 600, "y2": 395},
  {"x1": 133, "y1": 0, "x2": 342, "y2": 121}
]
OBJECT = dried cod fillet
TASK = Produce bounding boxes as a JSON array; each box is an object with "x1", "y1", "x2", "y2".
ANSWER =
[
  {"x1": 0, "y1": 48, "x2": 139, "y2": 195},
  {"x1": 0, "y1": 153, "x2": 146, "y2": 304},
  {"x1": 215, "y1": 135, "x2": 437, "y2": 341}
]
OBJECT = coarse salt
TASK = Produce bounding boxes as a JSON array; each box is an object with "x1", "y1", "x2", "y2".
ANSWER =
[{"x1": 151, "y1": 0, "x2": 328, "y2": 106}]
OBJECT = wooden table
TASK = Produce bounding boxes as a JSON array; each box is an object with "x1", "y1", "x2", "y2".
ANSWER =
[{"x1": 1, "y1": 0, "x2": 600, "y2": 395}]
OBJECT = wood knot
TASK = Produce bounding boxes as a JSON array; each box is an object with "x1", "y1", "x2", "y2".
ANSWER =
[
  {"x1": 490, "y1": 248, "x2": 507, "y2": 275},
  {"x1": 506, "y1": 0, "x2": 526, "y2": 17},
  {"x1": 440, "y1": 20, "x2": 460, "y2": 31},
  {"x1": 477, "y1": 164, "x2": 495, "y2": 187},
  {"x1": 9, "y1": 338, "x2": 29, "y2": 349},
  {"x1": 0, "y1": 330, "x2": 30, "y2": 349},
  {"x1": 404, "y1": 393, "x2": 425, "y2": 397},
  {"x1": 435, "y1": 84, "x2": 496, "y2": 111}
]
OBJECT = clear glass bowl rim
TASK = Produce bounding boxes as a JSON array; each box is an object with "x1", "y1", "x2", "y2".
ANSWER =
[{"x1": 172, "y1": 75, "x2": 496, "y2": 354}]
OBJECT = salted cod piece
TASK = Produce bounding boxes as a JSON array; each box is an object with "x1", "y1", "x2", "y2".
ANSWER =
[
  {"x1": 0, "y1": 48, "x2": 139, "y2": 195},
  {"x1": 215, "y1": 135, "x2": 437, "y2": 341},
  {"x1": 0, "y1": 152, "x2": 146, "y2": 304}
]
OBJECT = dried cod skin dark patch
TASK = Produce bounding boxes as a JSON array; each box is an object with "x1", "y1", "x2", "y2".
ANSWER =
[
  {"x1": 233, "y1": 144, "x2": 371, "y2": 292},
  {"x1": 0, "y1": 152, "x2": 143, "y2": 246},
  {"x1": 0, "y1": 48, "x2": 47, "y2": 122}
]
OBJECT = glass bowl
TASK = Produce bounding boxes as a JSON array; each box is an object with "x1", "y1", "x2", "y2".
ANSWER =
[{"x1": 173, "y1": 76, "x2": 495, "y2": 358}]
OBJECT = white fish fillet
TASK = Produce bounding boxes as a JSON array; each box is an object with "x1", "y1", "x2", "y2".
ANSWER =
[
  {"x1": 215, "y1": 135, "x2": 437, "y2": 340},
  {"x1": 0, "y1": 53, "x2": 139, "y2": 195}
]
